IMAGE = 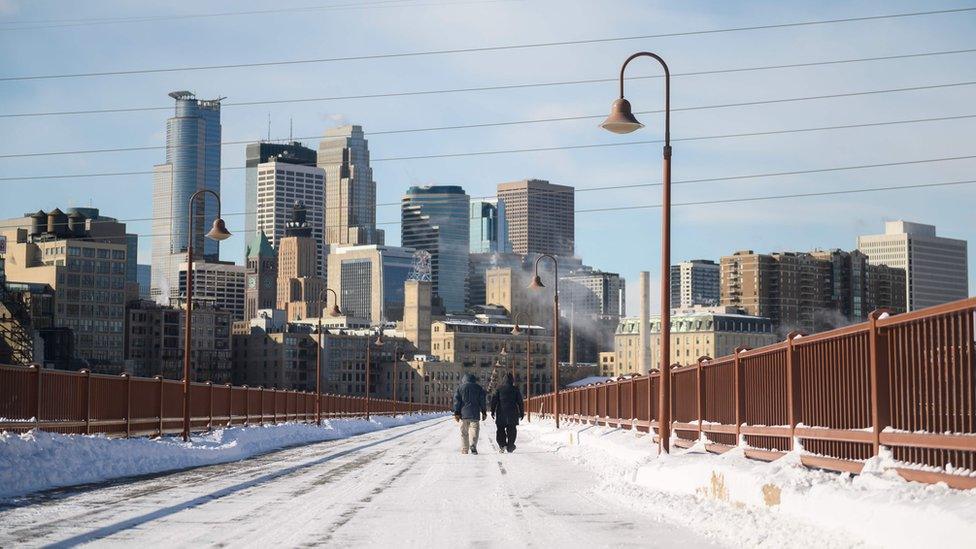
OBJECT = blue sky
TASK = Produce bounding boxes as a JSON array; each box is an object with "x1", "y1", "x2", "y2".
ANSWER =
[{"x1": 1, "y1": 0, "x2": 973, "y2": 314}]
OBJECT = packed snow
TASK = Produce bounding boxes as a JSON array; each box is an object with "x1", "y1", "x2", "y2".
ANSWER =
[
  {"x1": 521, "y1": 419, "x2": 976, "y2": 548},
  {"x1": 0, "y1": 413, "x2": 446, "y2": 500},
  {"x1": 2, "y1": 415, "x2": 973, "y2": 547}
]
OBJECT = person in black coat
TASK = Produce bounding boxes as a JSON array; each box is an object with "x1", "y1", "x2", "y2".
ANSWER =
[{"x1": 490, "y1": 373, "x2": 524, "y2": 453}]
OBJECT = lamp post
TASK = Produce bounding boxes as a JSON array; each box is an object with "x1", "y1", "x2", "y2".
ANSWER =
[
  {"x1": 511, "y1": 312, "x2": 531, "y2": 422},
  {"x1": 182, "y1": 189, "x2": 232, "y2": 442},
  {"x1": 392, "y1": 344, "x2": 404, "y2": 417},
  {"x1": 600, "y1": 51, "x2": 672, "y2": 453},
  {"x1": 528, "y1": 254, "x2": 560, "y2": 428},
  {"x1": 315, "y1": 288, "x2": 341, "y2": 426}
]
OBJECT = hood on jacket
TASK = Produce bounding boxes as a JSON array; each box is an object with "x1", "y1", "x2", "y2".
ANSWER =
[
  {"x1": 502, "y1": 373, "x2": 514, "y2": 385},
  {"x1": 463, "y1": 373, "x2": 477, "y2": 383}
]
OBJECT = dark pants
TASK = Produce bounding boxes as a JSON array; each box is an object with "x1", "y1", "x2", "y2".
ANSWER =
[{"x1": 496, "y1": 423, "x2": 517, "y2": 449}]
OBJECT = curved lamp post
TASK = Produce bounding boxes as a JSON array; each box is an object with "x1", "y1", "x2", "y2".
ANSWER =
[
  {"x1": 511, "y1": 312, "x2": 532, "y2": 422},
  {"x1": 315, "y1": 288, "x2": 341, "y2": 425},
  {"x1": 528, "y1": 253, "x2": 560, "y2": 428},
  {"x1": 601, "y1": 51, "x2": 672, "y2": 453},
  {"x1": 182, "y1": 189, "x2": 231, "y2": 442}
]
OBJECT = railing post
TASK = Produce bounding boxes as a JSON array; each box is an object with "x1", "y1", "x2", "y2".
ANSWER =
[
  {"x1": 630, "y1": 377, "x2": 636, "y2": 428},
  {"x1": 785, "y1": 332, "x2": 802, "y2": 450},
  {"x1": 34, "y1": 364, "x2": 42, "y2": 431},
  {"x1": 243, "y1": 385, "x2": 249, "y2": 425},
  {"x1": 82, "y1": 369, "x2": 91, "y2": 435},
  {"x1": 123, "y1": 372, "x2": 131, "y2": 438},
  {"x1": 226, "y1": 383, "x2": 232, "y2": 426},
  {"x1": 697, "y1": 357, "x2": 710, "y2": 442},
  {"x1": 733, "y1": 347, "x2": 748, "y2": 444},
  {"x1": 868, "y1": 309, "x2": 891, "y2": 456},
  {"x1": 156, "y1": 375, "x2": 164, "y2": 437},
  {"x1": 272, "y1": 387, "x2": 277, "y2": 425},
  {"x1": 615, "y1": 382, "x2": 621, "y2": 427},
  {"x1": 208, "y1": 381, "x2": 214, "y2": 430}
]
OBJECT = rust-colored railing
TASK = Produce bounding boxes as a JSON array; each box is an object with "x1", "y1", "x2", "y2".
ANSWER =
[
  {"x1": 528, "y1": 297, "x2": 976, "y2": 489},
  {"x1": 0, "y1": 365, "x2": 446, "y2": 438}
]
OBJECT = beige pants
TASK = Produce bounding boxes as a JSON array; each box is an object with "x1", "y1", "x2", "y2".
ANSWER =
[{"x1": 459, "y1": 419, "x2": 480, "y2": 452}]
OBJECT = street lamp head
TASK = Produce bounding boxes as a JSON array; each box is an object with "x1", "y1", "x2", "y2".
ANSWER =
[
  {"x1": 499, "y1": 347, "x2": 507, "y2": 356},
  {"x1": 528, "y1": 274, "x2": 545, "y2": 290},
  {"x1": 328, "y1": 304, "x2": 342, "y2": 317},
  {"x1": 373, "y1": 334, "x2": 384, "y2": 346},
  {"x1": 205, "y1": 218, "x2": 232, "y2": 241},
  {"x1": 510, "y1": 323, "x2": 522, "y2": 336},
  {"x1": 600, "y1": 98, "x2": 644, "y2": 134}
]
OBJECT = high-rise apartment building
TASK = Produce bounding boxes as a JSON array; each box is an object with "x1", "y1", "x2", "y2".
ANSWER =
[
  {"x1": 721, "y1": 249, "x2": 907, "y2": 334},
  {"x1": 857, "y1": 221, "x2": 968, "y2": 311},
  {"x1": 496, "y1": 179, "x2": 574, "y2": 257},
  {"x1": 670, "y1": 260, "x2": 720, "y2": 308},
  {"x1": 255, "y1": 159, "x2": 326, "y2": 276},
  {"x1": 469, "y1": 198, "x2": 509, "y2": 254},
  {"x1": 317, "y1": 125, "x2": 384, "y2": 247},
  {"x1": 1, "y1": 210, "x2": 135, "y2": 370},
  {"x1": 244, "y1": 140, "x2": 317, "y2": 252},
  {"x1": 401, "y1": 186, "x2": 470, "y2": 313},
  {"x1": 177, "y1": 261, "x2": 247, "y2": 321},
  {"x1": 244, "y1": 231, "x2": 278, "y2": 320},
  {"x1": 327, "y1": 244, "x2": 416, "y2": 324},
  {"x1": 151, "y1": 91, "x2": 223, "y2": 303}
]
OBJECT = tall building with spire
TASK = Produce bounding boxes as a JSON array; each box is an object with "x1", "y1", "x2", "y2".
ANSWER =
[
  {"x1": 317, "y1": 125, "x2": 384, "y2": 247},
  {"x1": 276, "y1": 203, "x2": 325, "y2": 321},
  {"x1": 151, "y1": 91, "x2": 223, "y2": 302},
  {"x1": 244, "y1": 231, "x2": 277, "y2": 320}
]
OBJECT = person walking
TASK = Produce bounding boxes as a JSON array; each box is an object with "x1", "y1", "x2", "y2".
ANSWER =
[
  {"x1": 452, "y1": 373, "x2": 487, "y2": 455},
  {"x1": 490, "y1": 373, "x2": 524, "y2": 453}
]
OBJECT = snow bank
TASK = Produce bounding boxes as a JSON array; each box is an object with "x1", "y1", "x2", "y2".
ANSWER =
[
  {"x1": 0, "y1": 413, "x2": 446, "y2": 500},
  {"x1": 523, "y1": 420, "x2": 976, "y2": 548}
]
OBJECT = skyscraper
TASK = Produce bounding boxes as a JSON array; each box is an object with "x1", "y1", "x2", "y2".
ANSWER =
[
  {"x1": 317, "y1": 125, "x2": 384, "y2": 246},
  {"x1": 151, "y1": 91, "x2": 223, "y2": 302},
  {"x1": 327, "y1": 244, "x2": 416, "y2": 324},
  {"x1": 254, "y1": 158, "x2": 326, "y2": 276},
  {"x1": 496, "y1": 179, "x2": 574, "y2": 257},
  {"x1": 469, "y1": 198, "x2": 509, "y2": 253},
  {"x1": 401, "y1": 186, "x2": 470, "y2": 313},
  {"x1": 857, "y1": 221, "x2": 968, "y2": 311},
  {"x1": 244, "y1": 140, "x2": 317, "y2": 254},
  {"x1": 670, "y1": 260, "x2": 720, "y2": 309}
]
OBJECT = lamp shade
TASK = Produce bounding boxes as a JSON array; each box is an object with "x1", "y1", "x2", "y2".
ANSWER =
[
  {"x1": 510, "y1": 323, "x2": 522, "y2": 336},
  {"x1": 600, "y1": 98, "x2": 644, "y2": 134},
  {"x1": 205, "y1": 218, "x2": 232, "y2": 241},
  {"x1": 328, "y1": 304, "x2": 342, "y2": 317},
  {"x1": 528, "y1": 274, "x2": 545, "y2": 289}
]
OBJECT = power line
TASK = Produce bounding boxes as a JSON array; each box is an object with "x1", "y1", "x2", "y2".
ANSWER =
[
  {"x1": 3, "y1": 7, "x2": 973, "y2": 82},
  {"x1": 10, "y1": 153, "x2": 974, "y2": 229},
  {"x1": 4, "y1": 47, "x2": 975, "y2": 119},
  {"x1": 2, "y1": 112, "x2": 972, "y2": 182},
  {"x1": 0, "y1": 0, "x2": 498, "y2": 31},
  {"x1": 47, "y1": 177, "x2": 976, "y2": 241},
  {"x1": 4, "y1": 79, "x2": 973, "y2": 159}
]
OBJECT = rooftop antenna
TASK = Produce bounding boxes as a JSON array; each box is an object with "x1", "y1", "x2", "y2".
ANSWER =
[
  {"x1": 267, "y1": 113, "x2": 271, "y2": 142},
  {"x1": 289, "y1": 117, "x2": 294, "y2": 142}
]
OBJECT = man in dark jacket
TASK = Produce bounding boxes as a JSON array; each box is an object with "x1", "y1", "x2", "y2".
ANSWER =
[
  {"x1": 452, "y1": 373, "x2": 487, "y2": 455},
  {"x1": 490, "y1": 373, "x2": 524, "y2": 453}
]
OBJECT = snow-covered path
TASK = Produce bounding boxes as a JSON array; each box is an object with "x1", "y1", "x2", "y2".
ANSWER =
[{"x1": 0, "y1": 417, "x2": 716, "y2": 548}]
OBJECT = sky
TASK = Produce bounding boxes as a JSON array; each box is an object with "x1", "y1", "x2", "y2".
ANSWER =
[{"x1": 0, "y1": 0, "x2": 973, "y2": 315}]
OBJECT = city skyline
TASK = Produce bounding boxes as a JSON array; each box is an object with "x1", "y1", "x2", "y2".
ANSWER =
[{"x1": 1, "y1": 1, "x2": 974, "y2": 315}]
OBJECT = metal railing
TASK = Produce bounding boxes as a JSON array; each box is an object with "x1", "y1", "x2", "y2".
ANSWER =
[
  {"x1": 528, "y1": 297, "x2": 976, "y2": 489},
  {"x1": 0, "y1": 365, "x2": 447, "y2": 438}
]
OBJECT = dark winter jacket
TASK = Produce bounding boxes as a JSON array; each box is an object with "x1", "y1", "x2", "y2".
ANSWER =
[
  {"x1": 490, "y1": 373, "x2": 524, "y2": 426},
  {"x1": 452, "y1": 374, "x2": 487, "y2": 420}
]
